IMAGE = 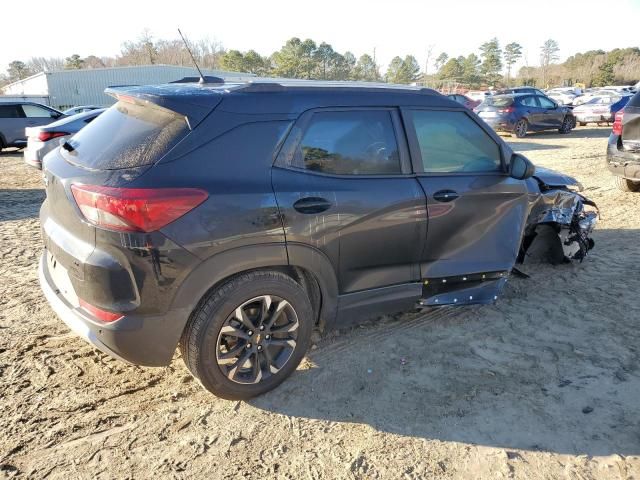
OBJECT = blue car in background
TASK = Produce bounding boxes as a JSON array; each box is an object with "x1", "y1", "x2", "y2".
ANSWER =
[
  {"x1": 474, "y1": 94, "x2": 575, "y2": 137},
  {"x1": 573, "y1": 95, "x2": 631, "y2": 126}
]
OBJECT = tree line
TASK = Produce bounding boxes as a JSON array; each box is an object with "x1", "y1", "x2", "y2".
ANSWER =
[{"x1": 2, "y1": 31, "x2": 639, "y2": 90}]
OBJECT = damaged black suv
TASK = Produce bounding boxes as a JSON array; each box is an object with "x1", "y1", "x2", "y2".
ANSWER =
[{"x1": 38, "y1": 79, "x2": 597, "y2": 399}]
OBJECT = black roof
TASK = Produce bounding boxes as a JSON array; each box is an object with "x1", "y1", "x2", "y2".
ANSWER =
[{"x1": 105, "y1": 79, "x2": 457, "y2": 126}]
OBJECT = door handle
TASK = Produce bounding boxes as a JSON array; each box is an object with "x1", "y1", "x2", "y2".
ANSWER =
[
  {"x1": 433, "y1": 190, "x2": 459, "y2": 202},
  {"x1": 293, "y1": 197, "x2": 332, "y2": 214}
]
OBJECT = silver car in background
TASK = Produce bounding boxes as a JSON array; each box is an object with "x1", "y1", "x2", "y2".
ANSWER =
[{"x1": 24, "y1": 108, "x2": 105, "y2": 169}]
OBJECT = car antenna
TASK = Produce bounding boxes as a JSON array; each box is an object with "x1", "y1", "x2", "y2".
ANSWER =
[{"x1": 178, "y1": 28, "x2": 205, "y2": 84}]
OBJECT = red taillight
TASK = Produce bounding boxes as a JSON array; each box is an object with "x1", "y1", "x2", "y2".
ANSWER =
[
  {"x1": 613, "y1": 110, "x2": 624, "y2": 136},
  {"x1": 70, "y1": 185, "x2": 208, "y2": 233},
  {"x1": 79, "y1": 299, "x2": 123, "y2": 322},
  {"x1": 497, "y1": 106, "x2": 515, "y2": 114},
  {"x1": 38, "y1": 131, "x2": 69, "y2": 142}
]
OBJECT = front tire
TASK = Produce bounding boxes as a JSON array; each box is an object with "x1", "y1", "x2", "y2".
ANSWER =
[
  {"x1": 614, "y1": 176, "x2": 640, "y2": 192},
  {"x1": 559, "y1": 116, "x2": 573, "y2": 134},
  {"x1": 514, "y1": 119, "x2": 528, "y2": 138},
  {"x1": 180, "y1": 271, "x2": 313, "y2": 400}
]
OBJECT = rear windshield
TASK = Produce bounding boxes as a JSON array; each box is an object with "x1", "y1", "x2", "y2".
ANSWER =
[
  {"x1": 62, "y1": 100, "x2": 189, "y2": 169},
  {"x1": 483, "y1": 97, "x2": 514, "y2": 107}
]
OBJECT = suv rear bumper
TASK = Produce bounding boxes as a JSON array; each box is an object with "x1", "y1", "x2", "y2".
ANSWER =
[
  {"x1": 607, "y1": 135, "x2": 640, "y2": 181},
  {"x1": 39, "y1": 252, "x2": 189, "y2": 366}
]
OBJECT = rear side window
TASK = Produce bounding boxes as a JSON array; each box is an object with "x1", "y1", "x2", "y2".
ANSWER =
[
  {"x1": 0, "y1": 105, "x2": 23, "y2": 118},
  {"x1": 63, "y1": 100, "x2": 189, "y2": 170},
  {"x1": 485, "y1": 97, "x2": 514, "y2": 107},
  {"x1": 293, "y1": 110, "x2": 401, "y2": 175},
  {"x1": 408, "y1": 110, "x2": 502, "y2": 174}
]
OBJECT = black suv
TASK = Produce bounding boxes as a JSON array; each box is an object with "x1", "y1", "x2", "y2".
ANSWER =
[
  {"x1": 38, "y1": 80, "x2": 597, "y2": 399},
  {"x1": 607, "y1": 91, "x2": 640, "y2": 191}
]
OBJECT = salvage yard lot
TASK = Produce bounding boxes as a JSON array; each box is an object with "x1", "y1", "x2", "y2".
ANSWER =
[{"x1": 1, "y1": 127, "x2": 639, "y2": 479}]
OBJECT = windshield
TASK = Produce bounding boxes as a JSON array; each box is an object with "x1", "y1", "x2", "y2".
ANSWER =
[{"x1": 62, "y1": 100, "x2": 189, "y2": 170}]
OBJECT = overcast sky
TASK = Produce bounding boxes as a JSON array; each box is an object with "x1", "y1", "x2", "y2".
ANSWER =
[{"x1": 2, "y1": 0, "x2": 639, "y2": 74}]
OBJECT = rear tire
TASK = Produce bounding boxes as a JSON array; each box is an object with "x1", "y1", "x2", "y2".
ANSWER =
[
  {"x1": 180, "y1": 270, "x2": 313, "y2": 400},
  {"x1": 614, "y1": 176, "x2": 640, "y2": 192},
  {"x1": 514, "y1": 119, "x2": 528, "y2": 138}
]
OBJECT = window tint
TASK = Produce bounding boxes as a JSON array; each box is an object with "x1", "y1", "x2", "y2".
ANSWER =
[
  {"x1": 296, "y1": 110, "x2": 401, "y2": 175},
  {"x1": 519, "y1": 96, "x2": 539, "y2": 107},
  {"x1": 485, "y1": 97, "x2": 513, "y2": 107},
  {"x1": 409, "y1": 110, "x2": 502, "y2": 174},
  {"x1": 0, "y1": 105, "x2": 23, "y2": 118},
  {"x1": 538, "y1": 97, "x2": 556, "y2": 108},
  {"x1": 63, "y1": 100, "x2": 189, "y2": 170},
  {"x1": 22, "y1": 104, "x2": 54, "y2": 118}
]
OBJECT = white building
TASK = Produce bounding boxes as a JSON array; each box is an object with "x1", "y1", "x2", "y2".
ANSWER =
[{"x1": 2, "y1": 65, "x2": 253, "y2": 109}]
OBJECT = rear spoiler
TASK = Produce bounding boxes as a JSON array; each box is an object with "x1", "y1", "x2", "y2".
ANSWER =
[{"x1": 104, "y1": 84, "x2": 223, "y2": 129}]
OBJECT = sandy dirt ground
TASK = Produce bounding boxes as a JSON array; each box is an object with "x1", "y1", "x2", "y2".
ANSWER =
[{"x1": 1, "y1": 126, "x2": 639, "y2": 479}]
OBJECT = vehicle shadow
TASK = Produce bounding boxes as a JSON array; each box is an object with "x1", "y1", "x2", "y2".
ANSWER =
[
  {"x1": 250, "y1": 228, "x2": 640, "y2": 456},
  {"x1": 0, "y1": 189, "x2": 45, "y2": 221}
]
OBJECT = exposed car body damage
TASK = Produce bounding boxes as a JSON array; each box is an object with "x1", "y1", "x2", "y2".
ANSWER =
[
  {"x1": 419, "y1": 165, "x2": 598, "y2": 308},
  {"x1": 520, "y1": 167, "x2": 598, "y2": 264}
]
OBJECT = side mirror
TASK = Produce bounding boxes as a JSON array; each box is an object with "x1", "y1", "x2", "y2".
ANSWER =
[{"x1": 509, "y1": 153, "x2": 535, "y2": 180}]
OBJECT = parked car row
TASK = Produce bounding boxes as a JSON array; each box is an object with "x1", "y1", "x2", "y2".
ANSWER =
[{"x1": 0, "y1": 101, "x2": 105, "y2": 169}]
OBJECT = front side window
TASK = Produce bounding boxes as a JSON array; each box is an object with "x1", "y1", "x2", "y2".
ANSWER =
[
  {"x1": 22, "y1": 104, "x2": 55, "y2": 118},
  {"x1": 295, "y1": 110, "x2": 401, "y2": 175},
  {"x1": 408, "y1": 110, "x2": 502, "y2": 174},
  {"x1": 538, "y1": 97, "x2": 556, "y2": 108}
]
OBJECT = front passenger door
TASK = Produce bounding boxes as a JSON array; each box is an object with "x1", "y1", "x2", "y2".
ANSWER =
[
  {"x1": 403, "y1": 108, "x2": 530, "y2": 281},
  {"x1": 537, "y1": 96, "x2": 563, "y2": 128}
]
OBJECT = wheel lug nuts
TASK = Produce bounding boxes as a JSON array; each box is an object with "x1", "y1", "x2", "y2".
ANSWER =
[
  {"x1": 246, "y1": 343, "x2": 252, "y2": 349},
  {"x1": 259, "y1": 325, "x2": 265, "y2": 331},
  {"x1": 265, "y1": 335, "x2": 271, "y2": 340},
  {"x1": 257, "y1": 345, "x2": 263, "y2": 351},
  {"x1": 247, "y1": 331, "x2": 253, "y2": 336}
]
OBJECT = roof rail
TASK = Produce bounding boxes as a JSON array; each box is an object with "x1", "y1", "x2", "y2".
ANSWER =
[{"x1": 170, "y1": 76, "x2": 225, "y2": 84}]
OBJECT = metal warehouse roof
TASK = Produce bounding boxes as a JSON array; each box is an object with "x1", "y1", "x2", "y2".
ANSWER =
[{"x1": 2, "y1": 65, "x2": 256, "y2": 108}]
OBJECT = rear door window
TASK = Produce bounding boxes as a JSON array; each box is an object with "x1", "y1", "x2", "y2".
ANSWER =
[
  {"x1": 520, "y1": 96, "x2": 539, "y2": 107},
  {"x1": 407, "y1": 109, "x2": 502, "y2": 173},
  {"x1": 62, "y1": 100, "x2": 189, "y2": 170},
  {"x1": 292, "y1": 110, "x2": 402, "y2": 175},
  {"x1": 0, "y1": 105, "x2": 24, "y2": 118}
]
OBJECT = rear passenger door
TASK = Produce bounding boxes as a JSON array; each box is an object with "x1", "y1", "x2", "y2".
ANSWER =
[
  {"x1": 273, "y1": 108, "x2": 427, "y2": 294},
  {"x1": 402, "y1": 108, "x2": 530, "y2": 280}
]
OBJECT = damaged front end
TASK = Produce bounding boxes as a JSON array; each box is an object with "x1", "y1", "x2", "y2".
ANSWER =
[{"x1": 519, "y1": 167, "x2": 598, "y2": 264}]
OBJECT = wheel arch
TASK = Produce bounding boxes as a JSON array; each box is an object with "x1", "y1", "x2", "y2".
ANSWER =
[{"x1": 172, "y1": 243, "x2": 339, "y2": 337}]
